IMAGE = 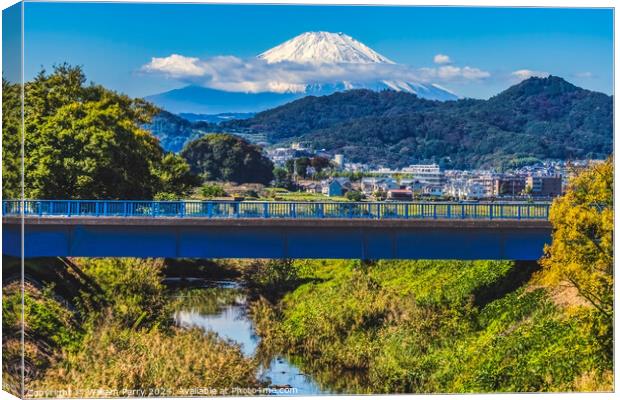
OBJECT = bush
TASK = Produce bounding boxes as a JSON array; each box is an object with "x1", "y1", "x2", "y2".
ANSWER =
[
  {"x1": 181, "y1": 134, "x2": 274, "y2": 184},
  {"x1": 345, "y1": 190, "x2": 364, "y2": 201},
  {"x1": 76, "y1": 258, "x2": 168, "y2": 328},
  {"x1": 33, "y1": 324, "x2": 259, "y2": 396},
  {"x1": 153, "y1": 192, "x2": 179, "y2": 201},
  {"x1": 243, "y1": 189, "x2": 259, "y2": 199},
  {"x1": 200, "y1": 183, "x2": 227, "y2": 199}
]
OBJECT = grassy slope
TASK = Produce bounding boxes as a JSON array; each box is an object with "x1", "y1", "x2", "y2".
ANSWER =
[
  {"x1": 252, "y1": 259, "x2": 612, "y2": 393},
  {"x1": 3, "y1": 257, "x2": 260, "y2": 397}
]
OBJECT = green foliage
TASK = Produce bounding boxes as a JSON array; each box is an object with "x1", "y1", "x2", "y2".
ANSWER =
[
  {"x1": 153, "y1": 192, "x2": 179, "y2": 201},
  {"x1": 272, "y1": 167, "x2": 294, "y2": 189},
  {"x1": 3, "y1": 282, "x2": 81, "y2": 351},
  {"x1": 284, "y1": 158, "x2": 295, "y2": 175},
  {"x1": 242, "y1": 260, "x2": 303, "y2": 296},
  {"x1": 181, "y1": 133, "x2": 274, "y2": 184},
  {"x1": 345, "y1": 190, "x2": 364, "y2": 201},
  {"x1": 438, "y1": 290, "x2": 608, "y2": 392},
  {"x1": 253, "y1": 259, "x2": 612, "y2": 393},
  {"x1": 2, "y1": 78, "x2": 22, "y2": 199},
  {"x1": 3, "y1": 65, "x2": 196, "y2": 200},
  {"x1": 153, "y1": 153, "x2": 200, "y2": 197},
  {"x1": 310, "y1": 156, "x2": 331, "y2": 173},
  {"x1": 76, "y1": 258, "x2": 168, "y2": 328},
  {"x1": 33, "y1": 324, "x2": 259, "y2": 395},
  {"x1": 3, "y1": 279, "x2": 83, "y2": 393},
  {"x1": 8, "y1": 258, "x2": 261, "y2": 394},
  {"x1": 538, "y1": 158, "x2": 613, "y2": 352},
  {"x1": 222, "y1": 77, "x2": 612, "y2": 169},
  {"x1": 243, "y1": 189, "x2": 259, "y2": 199},
  {"x1": 294, "y1": 157, "x2": 311, "y2": 178},
  {"x1": 368, "y1": 260, "x2": 513, "y2": 305},
  {"x1": 200, "y1": 183, "x2": 227, "y2": 198}
]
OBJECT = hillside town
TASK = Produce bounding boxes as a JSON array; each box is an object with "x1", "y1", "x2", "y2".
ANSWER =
[{"x1": 266, "y1": 143, "x2": 598, "y2": 201}]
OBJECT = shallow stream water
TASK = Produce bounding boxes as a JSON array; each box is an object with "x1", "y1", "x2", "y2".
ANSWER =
[{"x1": 168, "y1": 278, "x2": 330, "y2": 395}]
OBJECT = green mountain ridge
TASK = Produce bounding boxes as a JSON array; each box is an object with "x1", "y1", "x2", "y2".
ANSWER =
[
  {"x1": 146, "y1": 76, "x2": 612, "y2": 170},
  {"x1": 219, "y1": 76, "x2": 612, "y2": 169}
]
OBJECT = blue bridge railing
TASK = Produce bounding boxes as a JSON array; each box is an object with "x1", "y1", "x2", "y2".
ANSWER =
[{"x1": 2, "y1": 200, "x2": 551, "y2": 220}]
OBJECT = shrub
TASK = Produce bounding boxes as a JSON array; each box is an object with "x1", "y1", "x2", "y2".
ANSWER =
[
  {"x1": 76, "y1": 258, "x2": 168, "y2": 328},
  {"x1": 345, "y1": 190, "x2": 364, "y2": 201},
  {"x1": 200, "y1": 183, "x2": 227, "y2": 199},
  {"x1": 33, "y1": 324, "x2": 259, "y2": 396}
]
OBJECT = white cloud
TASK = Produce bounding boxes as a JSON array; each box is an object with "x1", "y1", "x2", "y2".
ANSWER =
[
  {"x1": 142, "y1": 54, "x2": 491, "y2": 93},
  {"x1": 511, "y1": 69, "x2": 550, "y2": 81},
  {"x1": 418, "y1": 65, "x2": 490, "y2": 81},
  {"x1": 433, "y1": 54, "x2": 451, "y2": 64},
  {"x1": 142, "y1": 54, "x2": 206, "y2": 78},
  {"x1": 574, "y1": 71, "x2": 593, "y2": 78}
]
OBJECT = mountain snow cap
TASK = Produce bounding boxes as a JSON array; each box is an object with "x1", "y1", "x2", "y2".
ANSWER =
[{"x1": 258, "y1": 31, "x2": 394, "y2": 65}]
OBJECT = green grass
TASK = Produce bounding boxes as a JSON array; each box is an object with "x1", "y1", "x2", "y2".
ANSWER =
[
  {"x1": 7, "y1": 258, "x2": 263, "y2": 396},
  {"x1": 277, "y1": 191, "x2": 348, "y2": 202},
  {"x1": 252, "y1": 259, "x2": 612, "y2": 393},
  {"x1": 32, "y1": 323, "x2": 259, "y2": 396}
]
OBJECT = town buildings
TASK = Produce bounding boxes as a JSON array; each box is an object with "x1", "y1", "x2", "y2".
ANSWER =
[
  {"x1": 265, "y1": 146, "x2": 595, "y2": 200},
  {"x1": 525, "y1": 176, "x2": 562, "y2": 197}
]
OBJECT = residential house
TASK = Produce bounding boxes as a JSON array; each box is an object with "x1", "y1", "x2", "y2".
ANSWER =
[
  {"x1": 387, "y1": 189, "x2": 413, "y2": 201},
  {"x1": 322, "y1": 177, "x2": 351, "y2": 197},
  {"x1": 360, "y1": 177, "x2": 398, "y2": 195}
]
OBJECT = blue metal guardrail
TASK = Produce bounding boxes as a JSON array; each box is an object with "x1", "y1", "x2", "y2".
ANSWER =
[{"x1": 2, "y1": 200, "x2": 550, "y2": 220}]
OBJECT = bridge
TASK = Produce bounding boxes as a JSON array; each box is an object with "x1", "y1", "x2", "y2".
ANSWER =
[{"x1": 2, "y1": 200, "x2": 552, "y2": 260}]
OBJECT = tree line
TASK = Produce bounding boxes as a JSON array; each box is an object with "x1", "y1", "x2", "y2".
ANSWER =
[{"x1": 2, "y1": 65, "x2": 275, "y2": 200}]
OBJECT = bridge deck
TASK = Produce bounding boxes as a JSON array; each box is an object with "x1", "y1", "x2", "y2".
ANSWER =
[
  {"x1": 3, "y1": 217, "x2": 552, "y2": 261},
  {"x1": 3, "y1": 200, "x2": 552, "y2": 260}
]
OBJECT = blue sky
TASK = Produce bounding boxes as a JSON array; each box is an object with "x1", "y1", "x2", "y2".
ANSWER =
[{"x1": 22, "y1": 3, "x2": 613, "y2": 99}]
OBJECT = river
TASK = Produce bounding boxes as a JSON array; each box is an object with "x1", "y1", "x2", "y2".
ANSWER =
[{"x1": 167, "y1": 278, "x2": 331, "y2": 396}]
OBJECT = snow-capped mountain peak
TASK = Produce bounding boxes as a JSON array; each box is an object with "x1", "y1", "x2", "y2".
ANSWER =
[
  {"x1": 146, "y1": 31, "x2": 459, "y2": 114},
  {"x1": 257, "y1": 31, "x2": 457, "y2": 101},
  {"x1": 258, "y1": 31, "x2": 394, "y2": 65}
]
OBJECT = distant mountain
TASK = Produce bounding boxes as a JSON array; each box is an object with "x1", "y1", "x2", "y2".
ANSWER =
[
  {"x1": 145, "y1": 86, "x2": 302, "y2": 114},
  {"x1": 257, "y1": 31, "x2": 457, "y2": 101},
  {"x1": 179, "y1": 112, "x2": 255, "y2": 123},
  {"x1": 221, "y1": 89, "x2": 441, "y2": 140},
  {"x1": 145, "y1": 31, "x2": 457, "y2": 114},
  {"x1": 146, "y1": 111, "x2": 217, "y2": 153},
  {"x1": 258, "y1": 31, "x2": 393, "y2": 65},
  {"x1": 221, "y1": 76, "x2": 612, "y2": 169}
]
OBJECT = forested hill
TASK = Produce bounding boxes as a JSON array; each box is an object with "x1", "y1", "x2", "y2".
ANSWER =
[
  {"x1": 221, "y1": 76, "x2": 612, "y2": 169},
  {"x1": 146, "y1": 110, "x2": 217, "y2": 153}
]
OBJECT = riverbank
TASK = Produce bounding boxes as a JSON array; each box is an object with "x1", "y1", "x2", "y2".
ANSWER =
[
  {"x1": 2, "y1": 257, "x2": 261, "y2": 397},
  {"x1": 3, "y1": 256, "x2": 612, "y2": 396},
  {"x1": 249, "y1": 259, "x2": 613, "y2": 393}
]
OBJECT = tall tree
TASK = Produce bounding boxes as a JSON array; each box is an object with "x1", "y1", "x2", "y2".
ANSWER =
[
  {"x1": 17, "y1": 64, "x2": 195, "y2": 199},
  {"x1": 181, "y1": 134, "x2": 274, "y2": 185},
  {"x1": 294, "y1": 157, "x2": 311, "y2": 178},
  {"x1": 2, "y1": 78, "x2": 22, "y2": 199},
  {"x1": 538, "y1": 157, "x2": 613, "y2": 323},
  {"x1": 310, "y1": 156, "x2": 331, "y2": 173}
]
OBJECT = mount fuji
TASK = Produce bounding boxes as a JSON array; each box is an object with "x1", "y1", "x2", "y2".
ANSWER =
[{"x1": 145, "y1": 31, "x2": 458, "y2": 114}]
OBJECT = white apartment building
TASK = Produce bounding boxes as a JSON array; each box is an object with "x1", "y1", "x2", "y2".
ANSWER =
[{"x1": 402, "y1": 164, "x2": 445, "y2": 186}]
